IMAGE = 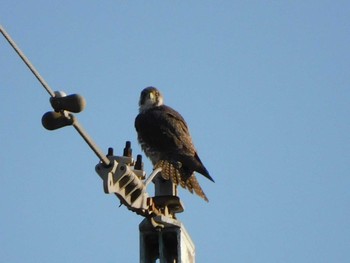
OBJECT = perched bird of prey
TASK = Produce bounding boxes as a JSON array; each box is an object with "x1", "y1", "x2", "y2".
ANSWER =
[{"x1": 135, "y1": 87, "x2": 214, "y2": 201}]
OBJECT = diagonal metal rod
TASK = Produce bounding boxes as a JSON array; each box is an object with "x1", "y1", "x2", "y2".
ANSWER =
[
  {"x1": 0, "y1": 25, "x2": 55, "y2": 97},
  {"x1": 1, "y1": 24, "x2": 110, "y2": 166},
  {"x1": 72, "y1": 120, "x2": 110, "y2": 166}
]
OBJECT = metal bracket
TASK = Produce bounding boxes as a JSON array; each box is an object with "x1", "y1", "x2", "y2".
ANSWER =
[
  {"x1": 95, "y1": 150, "x2": 184, "y2": 219},
  {"x1": 95, "y1": 155, "x2": 152, "y2": 217}
]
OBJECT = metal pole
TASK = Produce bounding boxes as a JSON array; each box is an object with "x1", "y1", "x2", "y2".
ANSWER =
[
  {"x1": 73, "y1": 120, "x2": 110, "y2": 166},
  {"x1": 140, "y1": 217, "x2": 195, "y2": 263}
]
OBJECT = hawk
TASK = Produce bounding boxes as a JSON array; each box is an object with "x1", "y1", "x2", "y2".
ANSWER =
[{"x1": 135, "y1": 87, "x2": 214, "y2": 201}]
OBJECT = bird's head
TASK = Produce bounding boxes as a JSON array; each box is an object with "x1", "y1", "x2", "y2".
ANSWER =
[{"x1": 139, "y1": 87, "x2": 164, "y2": 112}]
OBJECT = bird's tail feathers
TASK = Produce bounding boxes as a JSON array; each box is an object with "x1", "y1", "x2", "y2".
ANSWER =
[
  {"x1": 155, "y1": 160, "x2": 209, "y2": 202},
  {"x1": 155, "y1": 160, "x2": 185, "y2": 188},
  {"x1": 186, "y1": 175, "x2": 209, "y2": 202}
]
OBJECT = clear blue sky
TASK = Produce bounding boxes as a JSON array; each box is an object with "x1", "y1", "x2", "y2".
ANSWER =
[{"x1": 1, "y1": 1, "x2": 349, "y2": 262}]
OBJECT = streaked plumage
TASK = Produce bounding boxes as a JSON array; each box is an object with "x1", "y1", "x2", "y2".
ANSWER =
[{"x1": 135, "y1": 87, "x2": 214, "y2": 201}]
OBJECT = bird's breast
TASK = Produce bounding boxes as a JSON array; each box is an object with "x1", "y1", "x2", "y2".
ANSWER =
[{"x1": 138, "y1": 138, "x2": 161, "y2": 165}]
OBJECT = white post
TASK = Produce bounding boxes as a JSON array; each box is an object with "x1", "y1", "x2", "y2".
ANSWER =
[{"x1": 139, "y1": 216, "x2": 195, "y2": 263}]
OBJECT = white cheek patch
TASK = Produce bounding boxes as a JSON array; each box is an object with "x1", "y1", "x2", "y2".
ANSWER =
[
  {"x1": 157, "y1": 96, "x2": 164, "y2": 106},
  {"x1": 149, "y1": 92, "x2": 155, "y2": 101}
]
